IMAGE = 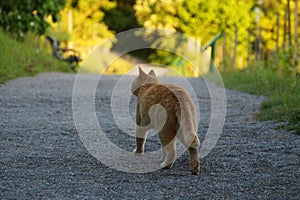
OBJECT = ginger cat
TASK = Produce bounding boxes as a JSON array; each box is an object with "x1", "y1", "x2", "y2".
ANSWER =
[{"x1": 131, "y1": 67, "x2": 200, "y2": 175}]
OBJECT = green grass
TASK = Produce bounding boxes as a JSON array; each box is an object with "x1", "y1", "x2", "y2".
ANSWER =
[
  {"x1": 220, "y1": 66, "x2": 300, "y2": 134},
  {"x1": 0, "y1": 30, "x2": 73, "y2": 84}
]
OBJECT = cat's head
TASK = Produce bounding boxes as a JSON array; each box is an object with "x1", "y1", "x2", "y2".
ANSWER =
[{"x1": 131, "y1": 66, "x2": 159, "y2": 96}]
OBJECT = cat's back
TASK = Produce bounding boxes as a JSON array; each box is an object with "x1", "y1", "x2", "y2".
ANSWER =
[{"x1": 139, "y1": 83, "x2": 194, "y2": 108}]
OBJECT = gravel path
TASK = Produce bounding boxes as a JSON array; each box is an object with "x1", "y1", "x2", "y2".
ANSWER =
[{"x1": 0, "y1": 72, "x2": 299, "y2": 199}]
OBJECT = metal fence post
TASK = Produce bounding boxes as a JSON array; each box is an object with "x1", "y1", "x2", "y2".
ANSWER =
[
  {"x1": 202, "y1": 32, "x2": 223, "y2": 73},
  {"x1": 210, "y1": 41, "x2": 216, "y2": 73}
]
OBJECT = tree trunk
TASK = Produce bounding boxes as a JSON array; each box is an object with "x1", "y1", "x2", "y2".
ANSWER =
[
  {"x1": 256, "y1": 27, "x2": 262, "y2": 61},
  {"x1": 276, "y1": 12, "x2": 280, "y2": 52},
  {"x1": 233, "y1": 26, "x2": 238, "y2": 69},
  {"x1": 223, "y1": 32, "x2": 227, "y2": 59},
  {"x1": 283, "y1": 8, "x2": 287, "y2": 50},
  {"x1": 68, "y1": 10, "x2": 73, "y2": 50},
  {"x1": 287, "y1": 0, "x2": 292, "y2": 48},
  {"x1": 276, "y1": 12, "x2": 280, "y2": 65},
  {"x1": 294, "y1": 0, "x2": 299, "y2": 73},
  {"x1": 247, "y1": 28, "x2": 251, "y2": 66}
]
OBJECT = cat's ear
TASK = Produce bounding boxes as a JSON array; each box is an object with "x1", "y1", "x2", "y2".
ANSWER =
[
  {"x1": 138, "y1": 66, "x2": 146, "y2": 77},
  {"x1": 148, "y1": 69, "x2": 156, "y2": 76}
]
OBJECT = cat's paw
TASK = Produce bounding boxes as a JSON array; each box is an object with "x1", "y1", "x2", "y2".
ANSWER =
[
  {"x1": 190, "y1": 161, "x2": 200, "y2": 175},
  {"x1": 160, "y1": 161, "x2": 173, "y2": 169},
  {"x1": 133, "y1": 148, "x2": 143, "y2": 155}
]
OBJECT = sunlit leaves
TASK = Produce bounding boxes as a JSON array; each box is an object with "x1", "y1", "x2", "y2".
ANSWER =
[
  {"x1": 58, "y1": 0, "x2": 116, "y2": 49},
  {"x1": 0, "y1": 0, "x2": 66, "y2": 40},
  {"x1": 134, "y1": 0, "x2": 183, "y2": 30},
  {"x1": 134, "y1": 0, "x2": 255, "y2": 67}
]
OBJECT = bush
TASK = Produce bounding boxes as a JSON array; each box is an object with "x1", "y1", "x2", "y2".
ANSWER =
[{"x1": 221, "y1": 55, "x2": 300, "y2": 134}]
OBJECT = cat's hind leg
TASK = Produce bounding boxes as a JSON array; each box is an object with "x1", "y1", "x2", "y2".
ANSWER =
[
  {"x1": 159, "y1": 137, "x2": 176, "y2": 169},
  {"x1": 188, "y1": 145, "x2": 199, "y2": 175},
  {"x1": 133, "y1": 126, "x2": 148, "y2": 154},
  {"x1": 185, "y1": 134, "x2": 200, "y2": 175},
  {"x1": 177, "y1": 130, "x2": 200, "y2": 175}
]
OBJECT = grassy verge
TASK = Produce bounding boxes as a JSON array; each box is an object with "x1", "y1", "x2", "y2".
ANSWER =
[
  {"x1": 220, "y1": 66, "x2": 300, "y2": 134},
  {"x1": 0, "y1": 31, "x2": 73, "y2": 84}
]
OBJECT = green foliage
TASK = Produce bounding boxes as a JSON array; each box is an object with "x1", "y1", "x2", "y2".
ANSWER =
[
  {"x1": 46, "y1": 28, "x2": 71, "y2": 42},
  {"x1": 221, "y1": 58, "x2": 300, "y2": 134},
  {"x1": 0, "y1": 30, "x2": 72, "y2": 84},
  {"x1": 134, "y1": 0, "x2": 254, "y2": 41},
  {"x1": 0, "y1": 0, "x2": 66, "y2": 40},
  {"x1": 134, "y1": 0, "x2": 183, "y2": 30},
  {"x1": 103, "y1": 2, "x2": 140, "y2": 33},
  {"x1": 178, "y1": 0, "x2": 213, "y2": 37},
  {"x1": 267, "y1": 50, "x2": 295, "y2": 76},
  {"x1": 134, "y1": 0, "x2": 255, "y2": 68},
  {"x1": 257, "y1": 0, "x2": 294, "y2": 51},
  {"x1": 53, "y1": 0, "x2": 116, "y2": 57}
]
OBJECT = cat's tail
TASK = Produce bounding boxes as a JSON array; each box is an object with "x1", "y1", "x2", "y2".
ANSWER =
[{"x1": 176, "y1": 104, "x2": 199, "y2": 149}]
